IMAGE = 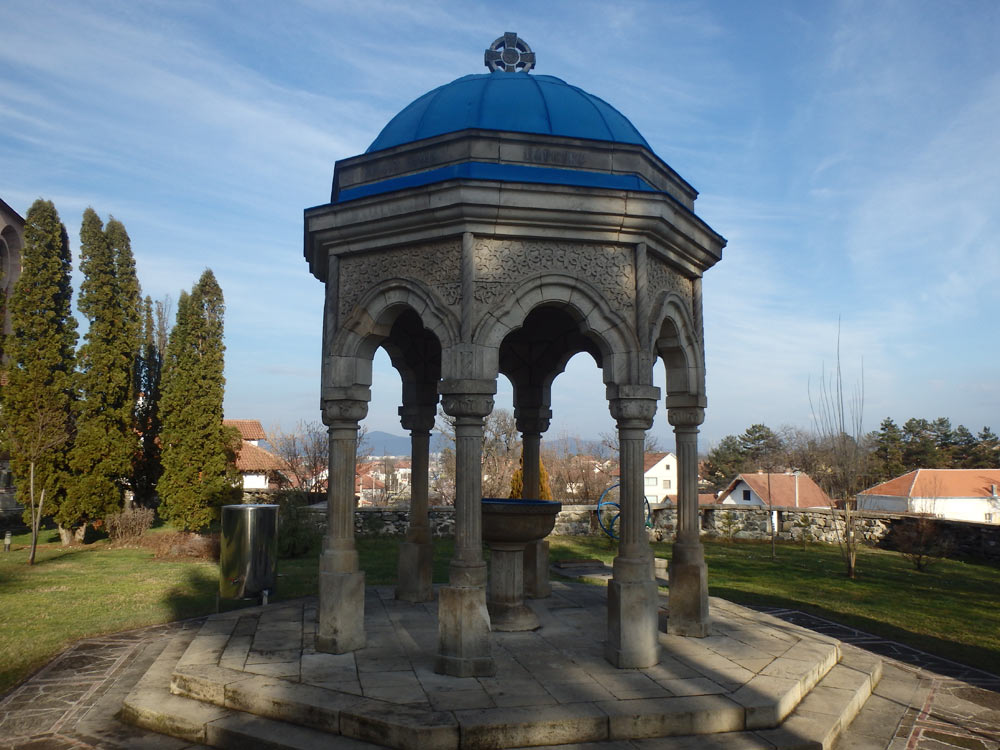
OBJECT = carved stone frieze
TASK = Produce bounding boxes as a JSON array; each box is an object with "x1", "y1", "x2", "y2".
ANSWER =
[
  {"x1": 338, "y1": 239, "x2": 462, "y2": 322},
  {"x1": 474, "y1": 239, "x2": 634, "y2": 313},
  {"x1": 647, "y1": 254, "x2": 693, "y2": 308}
]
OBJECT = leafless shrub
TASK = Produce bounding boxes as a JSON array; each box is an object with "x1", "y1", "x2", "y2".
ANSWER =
[
  {"x1": 104, "y1": 506, "x2": 155, "y2": 544},
  {"x1": 891, "y1": 515, "x2": 952, "y2": 572},
  {"x1": 145, "y1": 531, "x2": 219, "y2": 560}
]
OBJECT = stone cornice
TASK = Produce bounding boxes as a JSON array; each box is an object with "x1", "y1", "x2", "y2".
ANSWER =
[{"x1": 305, "y1": 180, "x2": 725, "y2": 281}]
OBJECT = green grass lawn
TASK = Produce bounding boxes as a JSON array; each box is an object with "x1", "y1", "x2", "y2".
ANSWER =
[
  {"x1": 548, "y1": 536, "x2": 1000, "y2": 676},
  {"x1": 1, "y1": 528, "x2": 997, "y2": 696}
]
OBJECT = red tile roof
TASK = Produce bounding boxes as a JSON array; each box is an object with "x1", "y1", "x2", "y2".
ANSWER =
[
  {"x1": 644, "y1": 452, "x2": 672, "y2": 472},
  {"x1": 224, "y1": 419, "x2": 267, "y2": 441},
  {"x1": 234, "y1": 442, "x2": 287, "y2": 473},
  {"x1": 860, "y1": 469, "x2": 1000, "y2": 499},
  {"x1": 721, "y1": 473, "x2": 832, "y2": 508}
]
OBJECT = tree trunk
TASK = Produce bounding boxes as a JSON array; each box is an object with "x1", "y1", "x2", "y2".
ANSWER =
[
  {"x1": 28, "y1": 464, "x2": 40, "y2": 565},
  {"x1": 57, "y1": 524, "x2": 76, "y2": 546}
]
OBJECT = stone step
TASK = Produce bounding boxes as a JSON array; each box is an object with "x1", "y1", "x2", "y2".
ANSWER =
[
  {"x1": 124, "y1": 634, "x2": 873, "y2": 750},
  {"x1": 507, "y1": 649, "x2": 883, "y2": 750},
  {"x1": 123, "y1": 632, "x2": 383, "y2": 749}
]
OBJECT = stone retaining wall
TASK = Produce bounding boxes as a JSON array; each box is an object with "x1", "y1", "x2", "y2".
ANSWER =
[{"x1": 287, "y1": 494, "x2": 1000, "y2": 565}]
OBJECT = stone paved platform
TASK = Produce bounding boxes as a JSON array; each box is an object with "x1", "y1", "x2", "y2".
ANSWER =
[
  {"x1": 2, "y1": 582, "x2": 997, "y2": 749},
  {"x1": 119, "y1": 583, "x2": 882, "y2": 748}
]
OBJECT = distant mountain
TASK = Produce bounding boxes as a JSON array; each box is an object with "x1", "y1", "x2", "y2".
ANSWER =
[{"x1": 364, "y1": 430, "x2": 451, "y2": 457}]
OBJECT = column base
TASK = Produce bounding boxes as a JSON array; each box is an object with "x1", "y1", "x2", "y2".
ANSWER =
[
  {"x1": 487, "y1": 601, "x2": 539, "y2": 632},
  {"x1": 435, "y1": 585, "x2": 495, "y2": 677},
  {"x1": 395, "y1": 540, "x2": 434, "y2": 603},
  {"x1": 606, "y1": 575, "x2": 660, "y2": 668},
  {"x1": 523, "y1": 539, "x2": 551, "y2": 598},
  {"x1": 667, "y1": 541, "x2": 710, "y2": 637},
  {"x1": 317, "y1": 570, "x2": 366, "y2": 653}
]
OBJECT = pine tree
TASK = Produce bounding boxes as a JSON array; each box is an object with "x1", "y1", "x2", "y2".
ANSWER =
[
  {"x1": 132, "y1": 296, "x2": 162, "y2": 506},
  {"x1": 64, "y1": 211, "x2": 142, "y2": 531},
  {"x1": 739, "y1": 424, "x2": 784, "y2": 470},
  {"x1": 902, "y1": 418, "x2": 941, "y2": 470},
  {"x1": 158, "y1": 270, "x2": 240, "y2": 531},
  {"x1": 872, "y1": 418, "x2": 905, "y2": 481},
  {"x1": 702, "y1": 434, "x2": 746, "y2": 491},
  {"x1": 1, "y1": 199, "x2": 77, "y2": 546}
]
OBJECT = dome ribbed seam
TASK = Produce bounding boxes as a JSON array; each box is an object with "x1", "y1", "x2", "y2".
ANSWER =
[{"x1": 529, "y1": 74, "x2": 553, "y2": 136}]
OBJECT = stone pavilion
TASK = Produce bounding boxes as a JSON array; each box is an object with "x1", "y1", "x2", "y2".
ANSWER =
[{"x1": 304, "y1": 33, "x2": 726, "y2": 677}]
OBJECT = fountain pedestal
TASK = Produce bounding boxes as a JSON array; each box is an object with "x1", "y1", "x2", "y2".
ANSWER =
[{"x1": 482, "y1": 499, "x2": 562, "y2": 631}]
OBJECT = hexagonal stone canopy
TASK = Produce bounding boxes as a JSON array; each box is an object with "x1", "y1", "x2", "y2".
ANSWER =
[{"x1": 304, "y1": 33, "x2": 726, "y2": 678}]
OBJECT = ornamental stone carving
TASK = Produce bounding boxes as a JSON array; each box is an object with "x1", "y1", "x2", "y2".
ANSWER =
[
  {"x1": 322, "y1": 399, "x2": 369, "y2": 425},
  {"x1": 474, "y1": 239, "x2": 635, "y2": 313},
  {"x1": 338, "y1": 239, "x2": 462, "y2": 322},
  {"x1": 609, "y1": 397, "x2": 658, "y2": 430},
  {"x1": 440, "y1": 394, "x2": 495, "y2": 419},
  {"x1": 668, "y1": 407, "x2": 705, "y2": 428},
  {"x1": 647, "y1": 254, "x2": 694, "y2": 308}
]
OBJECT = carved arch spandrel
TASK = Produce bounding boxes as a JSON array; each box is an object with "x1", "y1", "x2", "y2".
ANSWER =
[
  {"x1": 337, "y1": 239, "x2": 462, "y2": 325},
  {"x1": 330, "y1": 278, "x2": 459, "y2": 364},
  {"x1": 474, "y1": 272, "x2": 645, "y2": 389}
]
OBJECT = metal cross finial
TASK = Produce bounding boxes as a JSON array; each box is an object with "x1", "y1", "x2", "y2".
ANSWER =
[{"x1": 484, "y1": 32, "x2": 535, "y2": 73}]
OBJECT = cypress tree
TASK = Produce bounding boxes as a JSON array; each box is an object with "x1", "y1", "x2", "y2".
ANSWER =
[
  {"x1": 64, "y1": 211, "x2": 142, "y2": 531},
  {"x1": 158, "y1": 270, "x2": 240, "y2": 531},
  {"x1": 1, "y1": 199, "x2": 77, "y2": 546},
  {"x1": 132, "y1": 296, "x2": 162, "y2": 506}
]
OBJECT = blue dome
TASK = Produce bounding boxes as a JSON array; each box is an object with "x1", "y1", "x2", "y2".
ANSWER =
[{"x1": 367, "y1": 72, "x2": 651, "y2": 153}]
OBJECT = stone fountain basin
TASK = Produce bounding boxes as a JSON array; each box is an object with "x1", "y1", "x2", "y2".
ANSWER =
[{"x1": 481, "y1": 498, "x2": 562, "y2": 544}]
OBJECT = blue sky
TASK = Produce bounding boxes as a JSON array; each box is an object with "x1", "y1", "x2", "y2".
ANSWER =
[{"x1": 3, "y1": 0, "x2": 998, "y2": 449}]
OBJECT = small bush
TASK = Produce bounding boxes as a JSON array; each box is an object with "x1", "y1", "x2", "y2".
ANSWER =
[
  {"x1": 145, "y1": 531, "x2": 220, "y2": 560},
  {"x1": 274, "y1": 490, "x2": 323, "y2": 557},
  {"x1": 891, "y1": 515, "x2": 952, "y2": 572},
  {"x1": 104, "y1": 506, "x2": 155, "y2": 544}
]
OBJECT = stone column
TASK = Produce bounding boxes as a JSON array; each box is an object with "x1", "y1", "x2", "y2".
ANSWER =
[
  {"x1": 668, "y1": 406, "x2": 709, "y2": 636},
  {"x1": 396, "y1": 402, "x2": 436, "y2": 603},
  {"x1": 515, "y1": 407, "x2": 553, "y2": 598},
  {"x1": 435, "y1": 382, "x2": 496, "y2": 677},
  {"x1": 606, "y1": 387, "x2": 660, "y2": 668},
  {"x1": 317, "y1": 398, "x2": 368, "y2": 653}
]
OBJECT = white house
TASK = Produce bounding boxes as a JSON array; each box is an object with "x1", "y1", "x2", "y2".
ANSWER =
[
  {"x1": 718, "y1": 472, "x2": 831, "y2": 508},
  {"x1": 225, "y1": 419, "x2": 288, "y2": 490},
  {"x1": 641, "y1": 452, "x2": 677, "y2": 504},
  {"x1": 857, "y1": 469, "x2": 1000, "y2": 524}
]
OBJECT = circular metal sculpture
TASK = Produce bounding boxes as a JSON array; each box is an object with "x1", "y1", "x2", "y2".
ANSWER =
[{"x1": 484, "y1": 31, "x2": 536, "y2": 72}]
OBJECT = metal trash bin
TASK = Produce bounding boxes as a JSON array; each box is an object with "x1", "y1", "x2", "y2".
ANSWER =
[{"x1": 219, "y1": 504, "x2": 278, "y2": 601}]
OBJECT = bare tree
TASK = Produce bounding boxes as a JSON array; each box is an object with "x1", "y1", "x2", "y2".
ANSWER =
[
  {"x1": 809, "y1": 324, "x2": 867, "y2": 579},
  {"x1": 434, "y1": 407, "x2": 521, "y2": 500},
  {"x1": 2, "y1": 392, "x2": 71, "y2": 564},
  {"x1": 269, "y1": 420, "x2": 326, "y2": 492}
]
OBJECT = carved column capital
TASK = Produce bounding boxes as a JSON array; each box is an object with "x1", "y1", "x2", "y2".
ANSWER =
[
  {"x1": 668, "y1": 406, "x2": 705, "y2": 429},
  {"x1": 441, "y1": 394, "x2": 495, "y2": 419},
  {"x1": 398, "y1": 403, "x2": 437, "y2": 434},
  {"x1": 515, "y1": 407, "x2": 552, "y2": 436},
  {"x1": 609, "y1": 397, "x2": 658, "y2": 431},
  {"x1": 322, "y1": 398, "x2": 368, "y2": 426}
]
